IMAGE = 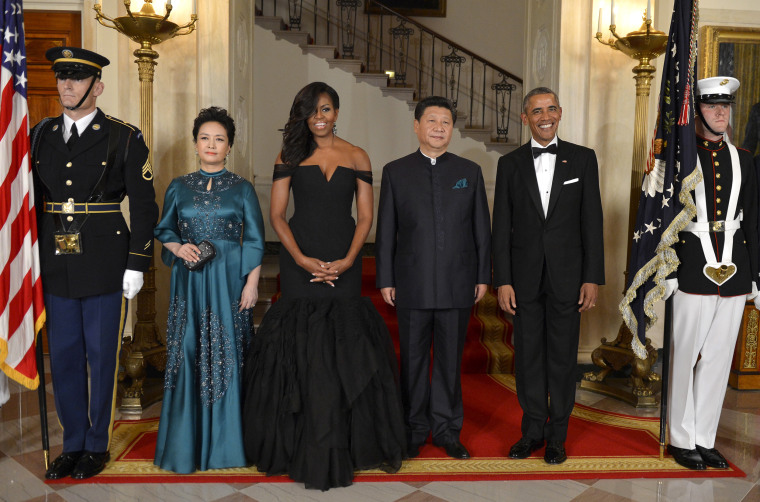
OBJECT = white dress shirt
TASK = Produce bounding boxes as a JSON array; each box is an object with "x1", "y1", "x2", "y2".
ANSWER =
[
  {"x1": 62, "y1": 109, "x2": 98, "y2": 143},
  {"x1": 531, "y1": 136, "x2": 558, "y2": 216}
]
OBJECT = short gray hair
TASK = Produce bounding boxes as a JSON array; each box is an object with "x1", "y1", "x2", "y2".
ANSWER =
[{"x1": 522, "y1": 87, "x2": 560, "y2": 113}]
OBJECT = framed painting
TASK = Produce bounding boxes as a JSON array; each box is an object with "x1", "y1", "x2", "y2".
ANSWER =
[
  {"x1": 365, "y1": 0, "x2": 446, "y2": 17},
  {"x1": 699, "y1": 25, "x2": 760, "y2": 155}
]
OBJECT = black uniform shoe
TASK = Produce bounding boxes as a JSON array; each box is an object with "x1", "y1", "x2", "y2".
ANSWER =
[
  {"x1": 45, "y1": 451, "x2": 83, "y2": 480},
  {"x1": 544, "y1": 441, "x2": 567, "y2": 465},
  {"x1": 695, "y1": 445, "x2": 729, "y2": 469},
  {"x1": 508, "y1": 437, "x2": 544, "y2": 459},
  {"x1": 71, "y1": 451, "x2": 110, "y2": 479},
  {"x1": 667, "y1": 444, "x2": 706, "y2": 470},
  {"x1": 441, "y1": 440, "x2": 470, "y2": 459}
]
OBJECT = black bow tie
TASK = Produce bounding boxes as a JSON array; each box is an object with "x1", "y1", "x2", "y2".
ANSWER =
[{"x1": 532, "y1": 144, "x2": 558, "y2": 158}]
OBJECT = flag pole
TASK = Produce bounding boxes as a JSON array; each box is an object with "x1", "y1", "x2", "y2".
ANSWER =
[
  {"x1": 35, "y1": 338, "x2": 49, "y2": 469},
  {"x1": 659, "y1": 296, "x2": 673, "y2": 460}
]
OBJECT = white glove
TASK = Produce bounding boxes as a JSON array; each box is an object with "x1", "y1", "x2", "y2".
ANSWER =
[
  {"x1": 748, "y1": 282, "x2": 759, "y2": 301},
  {"x1": 122, "y1": 269, "x2": 144, "y2": 299},
  {"x1": 663, "y1": 279, "x2": 678, "y2": 300}
]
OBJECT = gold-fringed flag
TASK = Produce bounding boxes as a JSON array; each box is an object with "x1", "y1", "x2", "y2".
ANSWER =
[
  {"x1": 0, "y1": 0, "x2": 45, "y2": 389},
  {"x1": 620, "y1": 0, "x2": 700, "y2": 358}
]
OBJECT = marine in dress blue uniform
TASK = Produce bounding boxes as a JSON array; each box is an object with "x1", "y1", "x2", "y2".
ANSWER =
[
  {"x1": 664, "y1": 77, "x2": 759, "y2": 470},
  {"x1": 31, "y1": 47, "x2": 158, "y2": 480}
]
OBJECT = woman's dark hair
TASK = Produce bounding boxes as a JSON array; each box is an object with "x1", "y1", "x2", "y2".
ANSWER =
[
  {"x1": 281, "y1": 82, "x2": 340, "y2": 167},
  {"x1": 192, "y1": 106, "x2": 236, "y2": 146}
]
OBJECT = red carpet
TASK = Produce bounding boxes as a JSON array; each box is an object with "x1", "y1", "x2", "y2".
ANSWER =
[
  {"x1": 60, "y1": 373, "x2": 743, "y2": 483},
  {"x1": 48, "y1": 257, "x2": 744, "y2": 483}
]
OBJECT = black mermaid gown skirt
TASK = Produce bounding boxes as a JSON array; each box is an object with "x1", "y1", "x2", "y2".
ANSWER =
[{"x1": 242, "y1": 165, "x2": 406, "y2": 490}]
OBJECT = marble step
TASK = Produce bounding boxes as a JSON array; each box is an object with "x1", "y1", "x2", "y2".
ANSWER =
[
  {"x1": 354, "y1": 72, "x2": 389, "y2": 88},
  {"x1": 304, "y1": 45, "x2": 337, "y2": 59},
  {"x1": 381, "y1": 86, "x2": 415, "y2": 101},
  {"x1": 273, "y1": 30, "x2": 310, "y2": 45},
  {"x1": 255, "y1": 15, "x2": 286, "y2": 31},
  {"x1": 328, "y1": 58, "x2": 363, "y2": 73}
]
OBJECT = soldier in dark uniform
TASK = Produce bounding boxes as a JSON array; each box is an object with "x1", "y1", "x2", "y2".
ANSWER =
[
  {"x1": 663, "y1": 76, "x2": 759, "y2": 470},
  {"x1": 31, "y1": 47, "x2": 158, "y2": 480}
]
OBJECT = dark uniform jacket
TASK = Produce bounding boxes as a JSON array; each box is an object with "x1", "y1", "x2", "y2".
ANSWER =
[
  {"x1": 674, "y1": 136, "x2": 758, "y2": 296},
  {"x1": 375, "y1": 150, "x2": 492, "y2": 309},
  {"x1": 492, "y1": 139, "x2": 605, "y2": 301},
  {"x1": 31, "y1": 108, "x2": 158, "y2": 298}
]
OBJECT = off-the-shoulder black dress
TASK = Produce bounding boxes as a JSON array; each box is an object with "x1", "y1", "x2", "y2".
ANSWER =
[{"x1": 242, "y1": 164, "x2": 406, "y2": 490}]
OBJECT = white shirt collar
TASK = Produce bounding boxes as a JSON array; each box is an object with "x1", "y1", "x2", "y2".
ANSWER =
[
  {"x1": 420, "y1": 149, "x2": 441, "y2": 165},
  {"x1": 63, "y1": 109, "x2": 98, "y2": 137},
  {"x1": 530, "y1": 136, "x2": 559, "y2": 150}
]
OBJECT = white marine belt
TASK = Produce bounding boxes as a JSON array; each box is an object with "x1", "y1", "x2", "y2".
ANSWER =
[
  {"x1": 684, "y1": 217, "x2": 741, "y2": 232},
  {"x1": 692, "y1": 143, "x2": 742, "y2": 286}
]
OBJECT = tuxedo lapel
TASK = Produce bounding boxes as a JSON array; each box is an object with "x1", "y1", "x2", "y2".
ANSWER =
[
  {"x1": 545, "y1": 139, "x2": 569, "y2": 220},
  {"x1": 517, "y1": 143, "x2": 545, "y2": 220}
]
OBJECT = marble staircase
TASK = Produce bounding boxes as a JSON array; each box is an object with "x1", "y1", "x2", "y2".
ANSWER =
[{"x1": 254, "y1": 15, "x2": 518, "y2": 155}]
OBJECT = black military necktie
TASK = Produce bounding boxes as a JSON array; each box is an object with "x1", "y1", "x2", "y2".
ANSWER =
[
  {"x1": 66, "y1": 123, "x2": 79, "y2": 150},
  {"x1": 532, "y1": 144, "x2": 558, "y2": 158}
]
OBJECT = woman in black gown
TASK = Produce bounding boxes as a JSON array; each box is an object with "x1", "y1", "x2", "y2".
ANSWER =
[{"x1": 242, "y1": 82, "x2": 406, "y2": 490}]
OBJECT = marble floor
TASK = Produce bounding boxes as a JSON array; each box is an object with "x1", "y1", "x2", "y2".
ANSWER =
[{"x1": 1, "y1": 368, "x2": 758, "y2": 502}]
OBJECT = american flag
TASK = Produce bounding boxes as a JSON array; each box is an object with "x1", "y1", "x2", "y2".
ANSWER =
[
  {"x1": 1, "y1": 0, "x2": 44, "y2": 389},
  {"x1": 619, "y1": 0, "x2": 700, "y2": 359}
]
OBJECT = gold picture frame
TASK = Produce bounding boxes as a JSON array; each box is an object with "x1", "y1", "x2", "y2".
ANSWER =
[
  {"x1": 366, "y1": 0, "x2": 446, "y2": 17},
  {"x1": 699, "y1": 25, "x2": 760, "y2": 155}
]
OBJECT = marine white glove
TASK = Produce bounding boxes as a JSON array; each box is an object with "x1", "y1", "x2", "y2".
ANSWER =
[
  {"x1": 748, "y1": 281, "x2": 758, "y2": 301},
  {"x1": 663, "y1": 279, "x2": 678, "y2": 300},
  {"x1": 123, "y1": 269, "x2": 144, "y2": 299}
]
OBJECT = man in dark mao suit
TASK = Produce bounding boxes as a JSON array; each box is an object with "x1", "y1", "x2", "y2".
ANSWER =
[
  {"x1": 492, "y1": 87, "x2": 604, "y2": 465},
  {"x1": 375, "y1": 96, "x2": 491, "y2": 460},
  {"x1": 31, "y1": 47, "x2": 158, "y2": 480}
]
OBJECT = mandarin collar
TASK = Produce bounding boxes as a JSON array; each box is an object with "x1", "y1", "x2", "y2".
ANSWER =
[
  {"x1": 199, "y1": 168, "x2": 227, "y2": 177},
  {"x1": 416, "y1": 148, "x2": 449, "y2": 165},
  {"x1": 696, "y1": 134, "x2": 726, "y2": 151}
]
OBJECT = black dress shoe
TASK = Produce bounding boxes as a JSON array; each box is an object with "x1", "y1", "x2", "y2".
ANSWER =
[
  {"x1": 667, "y1": 444, "x2": 706, "y2": 470},
  {"x1": 544, "y1": 441, "x2": 567, "y2": 464},
  {"x1": 71, "y1": 451, "x2": 110, "y2": 479},
  {"x1": 407, "y1": 443, "x2": 424, "y2": 459},
  {"x1": 45, "y1": 451, "x2": 83, "y2": 480},
  {"x1": 441, "y1": 440, "x2": 470, "y2": 459},
  {"x1": 508, "y1": 437, "x2": 544, "y2": 459},
  {"x1": 696, "y1": 445, "x2": 729, "y2": 469}
]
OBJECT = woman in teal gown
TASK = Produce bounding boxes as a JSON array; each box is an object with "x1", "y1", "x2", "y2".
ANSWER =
[{"x1": 154, "y1": 107, "x2": 265, "y2": 473}]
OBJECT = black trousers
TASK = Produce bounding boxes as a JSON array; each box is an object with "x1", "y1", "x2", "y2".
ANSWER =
[
  {"x1": 513, "y1": 266, "x2": 581, "y2": 443},
  {"x1": 397, "y1": 306, "x2": 471, "y2": 446}
]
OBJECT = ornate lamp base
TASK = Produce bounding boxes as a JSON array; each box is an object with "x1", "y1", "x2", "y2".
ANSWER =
[{"x1": 580, "y1": 323, "x2": 660, "y2": 408}]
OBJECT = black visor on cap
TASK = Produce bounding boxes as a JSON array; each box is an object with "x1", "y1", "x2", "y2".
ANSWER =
[
  {"x1": 54, "y1": 69, "x2": 96, "y2": 81},
  {"x1": 698, "y1": 93, "x2": 735, "y2": 104}
]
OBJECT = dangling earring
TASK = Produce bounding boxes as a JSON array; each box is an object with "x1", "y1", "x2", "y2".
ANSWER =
[
  {"x1": 224, "y1": 155, "x2": 228, "y2": 166},
  {"x1": 332, "y1": 124, "x2": 337, "y2": 136}
]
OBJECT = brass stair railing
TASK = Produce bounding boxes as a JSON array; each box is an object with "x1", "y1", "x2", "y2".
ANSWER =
[{"x1": 257, "y1": 0, "x2": 523, "y2": 143}]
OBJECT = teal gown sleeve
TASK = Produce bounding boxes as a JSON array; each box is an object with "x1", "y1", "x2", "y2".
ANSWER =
[
  {"x1": 240, "y1": 181, "x2": 265, "y2": 277},
  {"x1": 154, "y1": 180, "x2": 183, "y2": 267}
]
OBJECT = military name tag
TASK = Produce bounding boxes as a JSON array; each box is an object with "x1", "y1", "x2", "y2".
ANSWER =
[
  {"x1": 703, "y1": 263, "x2": 736, "y2": 286},
  {"x1": 54, "y1": 232, "x2": 82, "y2": 255}
]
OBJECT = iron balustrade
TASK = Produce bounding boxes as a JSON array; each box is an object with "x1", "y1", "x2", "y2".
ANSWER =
[{"x1": 256, "y1": 0, "x2": 523, "y2": 142}]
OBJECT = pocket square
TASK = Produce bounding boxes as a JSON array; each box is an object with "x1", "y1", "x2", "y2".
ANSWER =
[
  {"x1": 563, "y1": 178, "x2": 579, "y2": 185},
  {"x1": 453, "y1": 178, "x2": 468, "y2": 189}
]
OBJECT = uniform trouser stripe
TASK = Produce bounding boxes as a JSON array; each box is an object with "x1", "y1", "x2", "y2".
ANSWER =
[{"x1": 106, "y1": 296, "x2": 128, "y2": 448}]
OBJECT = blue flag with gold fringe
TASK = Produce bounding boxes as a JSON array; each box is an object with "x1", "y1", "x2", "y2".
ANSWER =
[{"x1": 619, "y1": 0, "x2": 701, "y2": 359}]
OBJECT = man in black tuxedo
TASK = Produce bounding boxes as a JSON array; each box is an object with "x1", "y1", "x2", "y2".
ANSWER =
[
  {"x1": 375, "y1": 96, "x2": 491, "y2": 460},
  {"x1": 492, "y1": 87, "x2": 604, "y2": 464},
  {"x1": 31, "y1": 47, "x2": 157, "y2": 480}
]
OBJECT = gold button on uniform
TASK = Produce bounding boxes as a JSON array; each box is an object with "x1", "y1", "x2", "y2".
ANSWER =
[
  {"x1": 717, "y1": 210, "x2": 722, "y2": 216},
  {"x1": 716, "y1": 198, "x2": 721, "y2": 203},
  {"x1": 681, "y1": 240, "x2": 686, "y2": 244},
  {"x1": 65, "y1": 180, "x2": 72, "y2": 186},
  {"x1": 716, "y1": 185, "x2": 722, "y2": 191},
  {"x1": 712, "y1": 152, "x2": 717, "y2": 157},
  {"x1": 66, "y1": 162, "x2": 72, "y2": 167},
  {"x1": 66, "y1": 216, "x2": 73, "y2": 222},
  {"x1": 715, "y1": 163, "x2": 720, "y2": 168},
  {"x1": 116, "y1": 231, "x2": 121, "y2": 235}
]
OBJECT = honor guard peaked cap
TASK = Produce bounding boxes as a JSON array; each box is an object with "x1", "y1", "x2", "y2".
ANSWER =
[
  {"x1": 696, "y1": 76, "x2": 740, "y2": 104},
  {"x1": 46, "y1": 46, "x2": 110, "y2": 80}
]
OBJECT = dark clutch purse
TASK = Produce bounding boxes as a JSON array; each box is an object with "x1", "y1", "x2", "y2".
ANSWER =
[{"x1": 183, "y1": 240, "x2": 216, "y2": 271}]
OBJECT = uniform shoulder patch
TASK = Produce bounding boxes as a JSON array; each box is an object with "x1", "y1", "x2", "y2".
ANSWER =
[{"x1": 142, "y1": 159, "x2": 154, "y2": 181}]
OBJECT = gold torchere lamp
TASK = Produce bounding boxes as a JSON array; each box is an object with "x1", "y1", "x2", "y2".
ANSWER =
[
  {"x1": 94, "y1": 0, "x2": 197, "y2": 413},
  {"x1": 580, "y1": 4, "x2": 668, "y2": 407}
]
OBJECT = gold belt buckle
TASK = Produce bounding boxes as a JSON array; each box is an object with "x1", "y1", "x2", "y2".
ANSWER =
[
  {"x1": 709, "y1": 220, "x2": 725, "y2": 232},
  {"x1": 54, "y1": 231, "x2": 82, "y2": 255},
  {"x1": 62, "y1": 198, "x2": 76, "y2": 214}
]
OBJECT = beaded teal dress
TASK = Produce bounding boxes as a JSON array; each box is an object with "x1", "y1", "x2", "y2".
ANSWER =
[{"x1": 153, "y1": 168, "x2": 265, "y2": 473}]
